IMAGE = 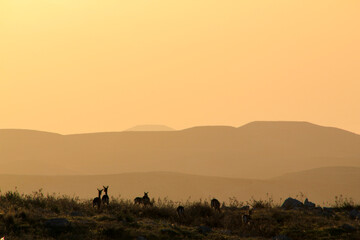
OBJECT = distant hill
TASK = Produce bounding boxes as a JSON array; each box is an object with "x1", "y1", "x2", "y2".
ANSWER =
[
  {"x1": 0, "y1": 167, "x2": 358, "y2": 204},
  {"x1": 0, "y1": 121, "x2": 360, "y2": 178},
  {"x1": 124, "y1": 125, "x2": 174, "y2": 131}
]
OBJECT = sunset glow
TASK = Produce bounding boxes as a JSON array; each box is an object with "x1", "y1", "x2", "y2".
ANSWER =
[{"x1": 1, "y1": 0, "x2": 359, "y2": 134}]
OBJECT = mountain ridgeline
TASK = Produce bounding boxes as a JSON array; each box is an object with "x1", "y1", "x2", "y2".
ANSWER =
[
  {"x1": 124, "y1": 125, "x2": 175, "y2": 132},
  {"x1": 0, "y1": 121, "x2": 360, "y2": 178}
]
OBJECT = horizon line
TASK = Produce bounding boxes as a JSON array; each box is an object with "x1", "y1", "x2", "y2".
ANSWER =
[{"x1": 0, "y1": 120, "x2": 359, "y2": 136}]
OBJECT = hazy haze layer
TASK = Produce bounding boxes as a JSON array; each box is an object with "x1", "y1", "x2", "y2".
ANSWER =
[
  {"x1": 0, "y1": 167, "x2": 358, "y2": 204},
  {"x1": 1, "y1": 122, "x2": 360, "y2": 178}
]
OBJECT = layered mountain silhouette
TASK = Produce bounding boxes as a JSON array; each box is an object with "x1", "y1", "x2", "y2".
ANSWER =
[
  {"x1": 0, "y1": 167, "x2": 358, "y2": 203},
  {"x1": 1, "y1": 121, "x2": 360, "y2": 178}
]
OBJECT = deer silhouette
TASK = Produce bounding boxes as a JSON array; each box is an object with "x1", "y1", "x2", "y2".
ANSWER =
[
  {"x1": 177, "y1": 205, "x2": 185, "y2": 218},
  {"x1": 134, "y1": 192, "x2": 152, "y2": 206},
  {"x1": 211, "y1": 198, "x2": 221, "y2": 212},
  {"x1": 242, "y1": 209, "x2": 253, "y2": 225},
  {"x1": 93, "y1": 188, "x2": 103, "y2": 209},
  {"x1": 142, "y1": 192, "x2": 152, "y2": 206},
  {"x1": 134, "y1": 197, "x2": 143, "y2": 205},
  {"x1": 102, "y1": 186, "x2": 109, "y2": 205}
]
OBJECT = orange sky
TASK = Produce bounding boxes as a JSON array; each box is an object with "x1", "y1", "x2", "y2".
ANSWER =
[{"x1": 1, "y1": 0, "x2": 360, "y2": 134}]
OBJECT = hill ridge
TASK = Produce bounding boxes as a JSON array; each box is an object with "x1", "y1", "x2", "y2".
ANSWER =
[
  {"x1": 1, "y1": 121, "x2": 360, "y2": 178},
  {"x1": 124, "y1": 124, "x2": 175, "y2": 132},
  {"x1": 1, "y1": 121, "x2": 358, "y2": 136}
]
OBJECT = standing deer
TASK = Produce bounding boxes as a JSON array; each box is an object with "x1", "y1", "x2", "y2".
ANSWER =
[
  {"x1": 93, "y1": 188, "x2": 103, "y2": 209},
  {"x1": 211, "y1": 198, "x2": 221, "y2": 212},
  {"x1": 142, "y1": 192, "x2": 152, "y2": 206},
  {"x1": 134, "y1": 192, "x2": 152, "y2": 206},
  {"x1": 177, "y1": 206, "x2": 185, "y2": 218},
  {"x1": 102, "y1": 186, "x2": 109, "y2": 205},
  {"x1": 242, "y1": 209, "x2": 253, "y2": 225}
]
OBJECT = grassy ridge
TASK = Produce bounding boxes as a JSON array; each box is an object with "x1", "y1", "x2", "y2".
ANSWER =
[{"x1": 0, "y1": 190, "x2": 359, "y2": 239}]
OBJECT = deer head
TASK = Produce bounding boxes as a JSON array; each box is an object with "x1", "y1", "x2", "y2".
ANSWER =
[{"x1": 97, "y1": 188, "x2": 103, "y2": 197}]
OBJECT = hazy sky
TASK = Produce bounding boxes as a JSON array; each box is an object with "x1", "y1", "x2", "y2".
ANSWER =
[{"x1": 1, "y1": 0, "x2": 359, "y2": 134}]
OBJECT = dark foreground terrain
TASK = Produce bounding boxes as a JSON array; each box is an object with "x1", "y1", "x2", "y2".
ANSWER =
[{"x1": 0, "y1": 191, "x2": 359, "y2": 240}]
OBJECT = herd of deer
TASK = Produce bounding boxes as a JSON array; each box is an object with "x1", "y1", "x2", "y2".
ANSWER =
[
  {"x1": 92, "y1": 186, "x2": 110, "y2": 209},
  {"x1": 93, "y1": 187, "x2": 252, "y2": 225}
]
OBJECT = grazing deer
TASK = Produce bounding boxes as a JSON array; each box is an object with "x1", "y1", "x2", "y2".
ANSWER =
[
  {"x1": 242, "y1": 209, "x2": 253, "y2": 225},
  {"x1": 134, "y1": 197, "x2": 143, "y2": 205},
  {"x1": 93, "y1": 188, "x2": 103, "y2": 209},
  {"x1": 211, "y1": 198, "x2": 221, "y2": 212},
  {"x1": 102, "y1": 186, "x2": 109, "y2": 205},
  {"x1": 177, "y1": 206, "x2": 185, "y2": 218}
]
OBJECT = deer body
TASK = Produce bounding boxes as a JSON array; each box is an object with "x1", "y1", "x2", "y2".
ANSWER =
[
  {"x1": 142, "y1": 192, "x2": 151, "y2": 206},
  {"x1": 211, "y1": 198, "x2": 221, "y2": 212},
  {"x1": 93, "y1": 189, "x2": 103, "y2": 209},
  {"x1": 242, "y1": 209, "x2": 253, "y2": 225},
  {"x1": 102, "y1": 186, "x2": 109, "y2": 205},
  {"x1": 134, "y1": 192, "x2": 152, "y2": 206},
  {"x1": 134, "y1": 197, "x2": 143, "y2": 205},
  {"x1": 177, "y1": 206, "x2": 185, "y2": 217}
]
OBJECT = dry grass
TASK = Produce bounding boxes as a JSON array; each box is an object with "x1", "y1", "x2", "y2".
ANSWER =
[{"x1": 0, "y1": 190, "x2": 359, "y2": 239}]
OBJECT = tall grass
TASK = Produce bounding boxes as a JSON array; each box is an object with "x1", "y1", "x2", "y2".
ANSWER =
[{"x1": 0, "y1": 190, "x2": 358, "y2": 239}]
